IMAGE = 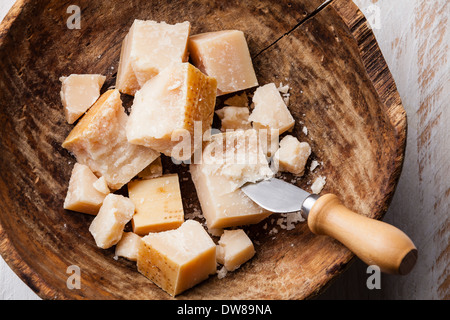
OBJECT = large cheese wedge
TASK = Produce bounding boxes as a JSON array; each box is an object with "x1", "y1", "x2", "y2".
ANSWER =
[
  {"x1": 63, "y1": 163, "x2": 107, "y2": 215},
  {"x1": 188, "y1": 30, "x2": 258, "y2": 95},
  {"x1": 89, "y1": 194, "x2": 135, "y2": 249},
  {"x1": 116, "y1": 20, "x2": 191, "y2": 95},
  {"x1": 137, "y1": 220, "x2": 216, "y2": 297},
  {"x1": 273, "y1": 135, "x2": 311, "y2": 176},
  {"x1": 60, "y1": 74, "x2": 106, "y2": 124},
  {"x1": 62, "y1": 89, "x2": 160, "y2": 190},
  {"x1": 126, "y1": 63, "x2": 217, "y2": 161},
  {"x1": 216, "y1": 229, "x2": 255, "y2": 272},
  {"x1": 249, "y1": 83, "x2": 295, "y2": 134},
  {"x1": 190, "y1": 130, "x2": 273, "y2": 229},
  {"x1": 128, "y1": 174, "x2": 184, "y2": 235}
]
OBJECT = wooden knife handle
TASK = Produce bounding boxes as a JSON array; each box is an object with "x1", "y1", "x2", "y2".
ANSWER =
[{"x1": 307, "y1": 194, "x2": 417, "y2": 275}]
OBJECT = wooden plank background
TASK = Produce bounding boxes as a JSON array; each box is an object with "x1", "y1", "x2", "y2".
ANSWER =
[{"x1": 0, "y1": 0, "x2": 448, "y2": 300}]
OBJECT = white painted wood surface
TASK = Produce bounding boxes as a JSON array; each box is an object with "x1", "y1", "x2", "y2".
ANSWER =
[{"x1": 0, "y1": 0, "x2": 448, "y2": 300}]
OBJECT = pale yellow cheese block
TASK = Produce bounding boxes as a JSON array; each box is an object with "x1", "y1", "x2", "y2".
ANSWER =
[
  {"x1": 216, "y1": 106, "x2": 252, "y2": 131},
  {"x1": 116, "y1": 20, "x2": 190, "y2": 95},
  {"x1": 129, "y1": 174, "x2": 184, "y2": 236},
  {"x1": 216, "y1": 229, "x2": 255, "y2": 272},
  {"x1": 188, "y1": 30, "x2": 258, "y2": 95},
  {"x1": 273, "y1": 135, "x2": 311, "y2": 176},
  {"x1": 62, "y1": 89, "x2": 160, "y2": 190},
  {"x1": 60, "y1": 74, "x2": 106, "y2": 124},
  {"x1": 89, "y1": 194, "x2": 135, "y2": 249},
  {"x1": 249, "y1": 83, "x2": 295, "y2": 134},
  {"x1": 115, "y1": 232, "x2": 142, "y2": 262},
  {"x1": 126, "y1": 63, "x2": 217, "y2": 160},
  {"x1": 190, "y1": 130, "x2": 273, "y2": 229},
  {"x1": 64, "y1": 163, "x2": 107, "y2": 215},
  {"x1": 137, "y1": 220, "x2": 216, "y2": 297}
]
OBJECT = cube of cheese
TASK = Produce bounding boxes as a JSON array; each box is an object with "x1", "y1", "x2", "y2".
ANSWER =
[
  {"x1": 216, "y1": 106, "x2": 252, "y2": 131},
  {"x1": 116, "y1": 20, "x2": 191, "y2": 95},
  {"x1": 273, "y1": 135, "x2": 311, "y2": 176},
  {"x1": 60, "y1": 74, "x2": 106, "y2": 124},
  {"x1": 64, "y1": 163, "x2": 107, "y2": 215},
  {"x1": 62, "y1": 89, "x2": 160, "y2": 190},
  {"x1": 126, "y1": 63, "x2": 217, "y2": 160},
  {"x1": 216, "y1": 229, "x2": 255, "y2": 272},
  {"x1": 137, "y1": 220, "x2": 216, "y2": 296},
  {"x1": 128, "y1": 174, "x2": 184, "y2": 235},
  {"x1": 115, "y1": 232, "x2": 142, "y2": 261},
  {"x1": 249, "y1": 83, "x2": 295, "y2": 134},
  {"x1": 190, "y1": 130, "x2": 273, "y2": 229},
  {"x1": 88, "y1": 194, "x2": 135, "y2": 249},
  {"x1": 188, "y1": 30, "x2": 258, "y2": 95},
  {"x1": 136, "y1": 157, "x2": 163, "y2": 180}
]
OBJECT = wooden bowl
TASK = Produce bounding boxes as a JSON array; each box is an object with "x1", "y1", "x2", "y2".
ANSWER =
[{"x1": 0, "y1": 0, "x2": 406, "y2": 300}]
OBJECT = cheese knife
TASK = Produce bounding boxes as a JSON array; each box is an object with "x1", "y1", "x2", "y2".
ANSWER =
[{"x1": 241, "y1": 178, "x2": 417, "y2": 275}]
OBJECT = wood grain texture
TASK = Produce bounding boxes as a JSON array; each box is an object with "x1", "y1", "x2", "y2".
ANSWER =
[
  {"x1": 0, "y1": 0, "x2": 407, "y2": 300},
  {"x1": 320, "y1": 0, "x2": 449, "y2": 300}
]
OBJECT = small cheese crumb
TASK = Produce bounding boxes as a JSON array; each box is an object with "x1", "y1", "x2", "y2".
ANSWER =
[
  {"x1": 310, "y1": 160, "x2": 320, "y2": 172},
  {"x1": 302, "y1": 126, "x2": 308, "y2": 136},
  {"x1": 217, "y1": 266, "x2": 228, "y2": 279},
  {"x1": 311, "y1": 176, "x2": 327, "y2": 194}
]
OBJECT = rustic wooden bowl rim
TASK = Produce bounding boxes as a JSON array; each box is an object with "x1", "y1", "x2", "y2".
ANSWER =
[{"x1": 0, "y1": 0, "x2": 407, "y2": 300}]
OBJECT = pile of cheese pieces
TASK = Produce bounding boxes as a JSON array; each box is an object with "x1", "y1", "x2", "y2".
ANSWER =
[{"x1": 60, "y1": 20, "x2": 318, "y2": 297}]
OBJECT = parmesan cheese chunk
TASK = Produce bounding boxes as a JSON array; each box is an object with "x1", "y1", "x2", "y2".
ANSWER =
[
  {"x1": 93, "y1": 176, "x2": 110, "y2": 195},
  {"x1": 137, "y1": 157, "x2": 163, "y2": 180},
  {"x1": 115, "y1": 232, "x2": 142, "y2": 262},
  {"x1": 89, "y1": 194, "x2": 135, "y2": 249},
  {"x1": 311, "y1": 176, "x2": 327, "y2": 194},
  {"x1": 116, "y1": 20, "x2": 191, "y2": 95},
  {"x1": 188, "y1": 30, "x2": 258, "y2": 95},
  {"x1": 64, "y1": 163, "x2": 107, "y2": 215},
  {"x1": 62, "y1": 89, "x2": 160, "y2": 190},
  {"x1": 60, "y1": 74, "x2": 106, "y2": 124},
  {"x1": 249, "y1": 83, "x2": 295, "y2": 134},
  {"x1": 216, "y1": 229, "x2": 255, "y2": 272},
  {"x1": 129, "y1": 174, "x2": 184, "y2": 235},
  {"x1": 126, "y1": 63, "x2": 217, "y2": 160},
  {"x1": 190, "y1": 130, "x2": 273, "y2": 229},
  {"x1": 216, "y1": 106, "x2": 252, "y2": 131},
  {"x1": 273, "y1": 135, "x2": 311, "y2": 176},
  {"x1": 137, "y1": 220, "x2": 216, "y2": 297}
]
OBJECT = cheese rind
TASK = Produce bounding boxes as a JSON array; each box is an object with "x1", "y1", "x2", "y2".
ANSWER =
[
  {"x1": 137, "y1": 220, "x2": 216, "y2": 296},
  {"x1": 60, "y1": 74, "x2": 106, "y2": 124},
  {"x1": 116, "y1": 20, "x2": 191, "y2": 95},
  {"x1": 88, "y1": 194, "x2": 135, "y2": 249},
  {"x1": 216, "y1": 229, "x2": 255, "y2": 272},
  {"x1": 129, "y1": 174, "x2": 184, "y2": 235},
  {"x1": 273, "y1": 135, "x2": 311, "y2": 176},
  {"x1": 64, "y1": 163, "x2": 107, "y2": 215},
  {"x1": 126, "y1": 63, "x2": 217, "y2": 160},
  {"x1": 188, "y1": 30, "x2": 258, "y2": 95},
  {"x1": 249, "y1": 83, "x2": 295, "y2": 134},
  {"x1": 115, "y1": 232, "x2": 142, "y2": 261},
  {"x1": 62, "y1": 89, "x2": 160, "y2": 190}
]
